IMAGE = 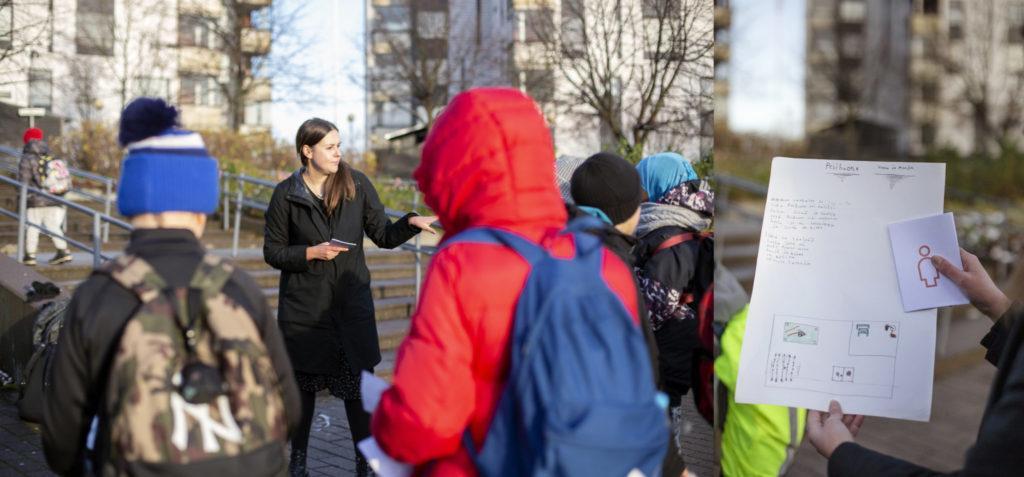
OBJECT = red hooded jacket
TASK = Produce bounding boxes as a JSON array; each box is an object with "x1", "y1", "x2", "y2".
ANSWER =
[{"x1": 370, "y1": 88, "x2": 641, "y2": 476}]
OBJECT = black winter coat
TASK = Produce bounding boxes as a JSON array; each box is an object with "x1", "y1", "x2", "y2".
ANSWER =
[
  {"x1": 828, "y1": 303, "x2": 1024, "y2": 476},
  {"x1": 635, "y1": 224, "x2": 703, "y2": 406},
  {"x1": 263, "y1": 168, "x2": 420, "y2": 376}
]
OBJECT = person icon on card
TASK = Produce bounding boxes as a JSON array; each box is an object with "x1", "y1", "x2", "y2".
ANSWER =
[{"x1": 917, "y1": 245, "x2": 940, "y2": 288}]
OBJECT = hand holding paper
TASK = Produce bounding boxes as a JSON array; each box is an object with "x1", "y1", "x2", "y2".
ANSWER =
[
  {"x1": 931, "y1": 249, "x2": 1012, "y2": 320},
  {"x1": 887, "y1": 213, "x2": 969, "y2": 312}
]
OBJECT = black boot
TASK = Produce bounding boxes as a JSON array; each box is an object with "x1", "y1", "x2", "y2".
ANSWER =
[
  {"x1": 49, "y1": 249, "x2": 72, "y2": 265},
  {"x1": 355, "y1": 452, "x2": 370, "y2": 477},
  {"x1": 289, "y1": 447, "x2": 309, "y2": 477}
]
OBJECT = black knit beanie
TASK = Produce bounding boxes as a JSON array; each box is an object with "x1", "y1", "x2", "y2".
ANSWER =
[{"x1": 570, "y1": 152, "x2": 646, "y2": 225}]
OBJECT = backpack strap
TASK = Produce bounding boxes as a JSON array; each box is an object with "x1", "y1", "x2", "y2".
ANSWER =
[
  {"x1": 444, "y1": 228, "x2": 548, "y2": 264},
  {"x1": 188, "y1": 255, "x2": 236, "y2": 301},
  {"x1": 99, "y1": 255, "x2": 167, "y2": 304}
]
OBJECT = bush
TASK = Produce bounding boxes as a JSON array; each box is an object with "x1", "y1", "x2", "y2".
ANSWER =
[{"x1": 49, "y1": 121, "x2": 122, "y2": 177}]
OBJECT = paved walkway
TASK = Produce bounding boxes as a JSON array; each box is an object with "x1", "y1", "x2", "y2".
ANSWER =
[
  {"x1": 788, "y1": 359, "x2": 996, "y2": 476},
  {"x1": 1, "y1": 387, "x2": 715, "y2": 477}
]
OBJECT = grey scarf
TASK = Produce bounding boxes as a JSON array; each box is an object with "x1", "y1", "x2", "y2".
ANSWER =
[{"x1": 635, "y1": 202, "x2": 711, "y2": 238}]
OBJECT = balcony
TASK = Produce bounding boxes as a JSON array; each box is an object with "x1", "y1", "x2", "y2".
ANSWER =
[
  {"x1": 246, "y1": 77, "x2": 272, "y2": 103},
  {"x1": 714, "y1": 6, "x2": 730, "y2": 28},
  {"x1": 179, "y1": 0, "x2": 223, "y2": 17},
  {"x1": 241, "y1": 27, "x2": 271, "y2": 55},
  {"x1": 238, "y1": 0, "x2": 272, "y2": 10},
  {"x1": 179, "y1": 105, "x2": 227, "y2": 131},
  {"x1": 714, "y1": 43, "x2": 730, "y2": 62},
  {"x1": 178, "y1": 46, "x2": 222, "y2": 75}
]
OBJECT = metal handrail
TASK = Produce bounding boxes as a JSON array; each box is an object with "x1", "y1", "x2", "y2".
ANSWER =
[
  {"x1": 0, "y1": 145, "x2": 117, "y2": 241},
  {"x1": 714, "y1": 172, "x2": 768, "y2": 223},
  {"x1": 0, "y1": 174, "x2": 132, "y2": 268},
  {"x1": 221, "y1": 171, "x2": 438, "y2": 298}
]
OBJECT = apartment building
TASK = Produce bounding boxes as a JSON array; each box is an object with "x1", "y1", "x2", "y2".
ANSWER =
[{"x1": 0, "y1": 0, "x2": 273, "y2": 136}]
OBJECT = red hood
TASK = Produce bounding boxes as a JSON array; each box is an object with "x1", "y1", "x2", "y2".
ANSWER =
[{"x1": 415, "y1": 88, "x2": 567, "y2": 238}]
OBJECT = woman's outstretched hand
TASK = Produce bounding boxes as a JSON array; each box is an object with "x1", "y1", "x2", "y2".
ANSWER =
[
  {"x1": 932, "y1": 248, "x2": 1011, "y2": 320},
  {"x1": 410, "y1": 215, "x2": 439, "y2": 235},
  {"x1": 307, "y1": 242, "x2": 346, "y2": 261}
]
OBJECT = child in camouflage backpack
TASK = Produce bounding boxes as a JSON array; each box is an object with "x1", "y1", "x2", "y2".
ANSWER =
[{"x1": 41, "y1": 98, "x2": 301, "y2": 476}]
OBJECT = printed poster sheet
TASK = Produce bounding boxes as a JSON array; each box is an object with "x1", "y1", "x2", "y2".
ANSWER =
[{"x1": 735, "y1": 157, "x2": 945, "y2": 421}]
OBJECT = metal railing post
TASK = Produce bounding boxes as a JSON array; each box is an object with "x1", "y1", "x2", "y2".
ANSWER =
[
  {"x1": 222, "y1": 174, "x2": 231, "y2": 231},
  {"x1": 413, "y1": 194, "x2": 422, "y2": 300},
  {"x1": 232, "y1": 175, "x2": 243, "y2": 257},
  {"x1": 16, "y1": 181, "x2": 27, "y2": 261},
  {"x1": 92, "y1": 213, "x2": 103, "y2": 269},
  {"x1": 103, "y1": 179, "x2": 112, "y2": 242}
]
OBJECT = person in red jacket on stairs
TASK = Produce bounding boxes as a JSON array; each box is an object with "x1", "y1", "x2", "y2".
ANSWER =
[{"x1": 370, "y1": 88, "x2": 646, "y2": 476}]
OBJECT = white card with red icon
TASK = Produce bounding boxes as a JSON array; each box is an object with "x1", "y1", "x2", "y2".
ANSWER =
[{"x1": 888, "y1": 213, "x2": 969, "y2": 312}]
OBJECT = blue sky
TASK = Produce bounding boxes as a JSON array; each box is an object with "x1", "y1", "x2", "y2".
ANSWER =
[
  {"x1": 270, "y1": 0, "x2": 366, "y2": 145},
  {"x1": 727, "y1": 0, "x2": 805, "y2": 138}
]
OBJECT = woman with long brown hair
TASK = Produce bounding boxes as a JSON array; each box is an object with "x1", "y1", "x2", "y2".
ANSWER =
[{"x1": 264, "y1": 118, "x2": 436, "y2": 476}]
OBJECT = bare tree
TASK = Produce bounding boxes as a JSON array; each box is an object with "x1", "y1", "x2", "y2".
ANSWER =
[
  {"x1": 0, "y1": 0, "x2": 53, "y2": 75},
  {"x1": 940, "y1": 1, "x2": 1024, "y2": 155},
  {"x1": 191, "y1": 1, "x2": 314, "y2": 132},
  {"x1": 804, "y1": 0, "x2": 902, "y2": 160},
  {"x1": 529, "y1": 0, "x2": 714, "y2": 161},
  {"x1": 369, "y1": 2, "x2": 450, "y2": 128}
]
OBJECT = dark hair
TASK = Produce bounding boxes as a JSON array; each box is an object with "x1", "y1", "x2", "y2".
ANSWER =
[{"x1": 295, "y1": 118, "x2": 355, "y2": 215}]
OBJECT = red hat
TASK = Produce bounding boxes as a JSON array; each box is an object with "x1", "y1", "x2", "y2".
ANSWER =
[{"x1": 23, "y1": 128, "x2": 43, "y2": 144}]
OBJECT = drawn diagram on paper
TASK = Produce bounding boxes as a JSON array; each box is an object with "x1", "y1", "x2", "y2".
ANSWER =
[
  {"x1": 766, "y1": 315, "x2": 899, "y2": 399},
  {"x1": 736, "y1": 158, "x2": 945, "y2": 422}
]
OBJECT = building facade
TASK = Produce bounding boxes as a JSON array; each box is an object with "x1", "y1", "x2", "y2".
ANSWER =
[
  {"x1": 0, "y1": 0, "x2": 273, "y2": 136},
  {"x1": 805, "y1": 0, "x2": 1024, "y2": 157},
  {"x1": 366, "y1": 0, "x2": 713, "y2": 176}
]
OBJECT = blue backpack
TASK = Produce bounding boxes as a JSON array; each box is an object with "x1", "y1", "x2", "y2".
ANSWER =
[{"x1": 446, "y1": 219, "x2": 669, "y2": 477}]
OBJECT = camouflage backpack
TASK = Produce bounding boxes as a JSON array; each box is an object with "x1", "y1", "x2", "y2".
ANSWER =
[{"x1": 98, "y1": 254, "x2": 288, "y2": 473}]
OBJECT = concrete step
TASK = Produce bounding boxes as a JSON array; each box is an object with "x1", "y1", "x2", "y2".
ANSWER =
[{"x1": 720, "y1": 243, "x2": 758, "y2": 269}]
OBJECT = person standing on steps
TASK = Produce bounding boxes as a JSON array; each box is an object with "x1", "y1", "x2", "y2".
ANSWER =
[
  {"x1": 18, "y1": 127, "x2": 72, "y2": 266},
  {"x1": 263, "y1": 117, "x2": 437, "y2": 477}
]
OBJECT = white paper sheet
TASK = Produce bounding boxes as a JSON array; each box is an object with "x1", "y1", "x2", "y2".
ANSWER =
[
  {"x1": 358, "y1": 437, "x2": 413, "y2": 477},
  {"x1": 735, "y1": 158, "x2": 944, "y2": 421},
  {"x1": 361, "y1": 370, "x2": 390, "y2": 413},
  {"x1": 888, "y1": 213, "x2": 969, "y2": 312}
]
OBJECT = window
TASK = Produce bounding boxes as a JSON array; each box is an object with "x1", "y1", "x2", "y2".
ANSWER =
[
  {"x1": 561, "y1": 0, "x2": 586, "y2": 57},
  {"x1": 948, "y1": 0, "x2": 964, "y2": 41},
  {"x1": 520, "y1": 8, "x2": 554, "y2": 43},
  {"x1": 643, "y1": 0, "x2": 680, "y2": 19},
  {"x1": 134, "y1": 77, "x2": 171, "y2": 100},
  {"x1": 245, "y1": 101, "x2": 271, "y2": 126},
  {"x1": 377, "y1": 101, "x2": 411, "y2": 128},
  {"x1": 920, "y1": 123, "x2": 936, "y2": 148},
  {"x1": 0, "y1": 3, "x2": 12, "y2": 50},
  {"x1": 519, "y1": 69, "x2": 554, "y2": 103},
  {"x1": 376, "y1": 5, "x2": 410, "y2": 32},
  {"x1": 840, "y1": 34, "x2": 863, "y2": 58},
  {"x1": 417, "y1": 11, "x2": 446, "y2": 40},
  {"x1": 839, "y1": 0, "x2": 866, "y2": 23},
  {"x1": 179, "y1": 15, "x2": 219, "y2": 49},
  {"x1": 920, "y1": 80, "x2": 938, "y2": 102},
  {"x1": 179, "y1": 75, "x2": 222, "y2": 106},
  {"x1": 77, "y1": 0, "x2": 114, "y2": 55},
  {"x1": 1010, "y1": 3, "x2": 1024, "y2": 44},
  {"x1": 922, "y1": 0, "x2": 939, "y2": 15},
  {"x1": 29, "y1": 69, "x2": 52, "y2": 108}
]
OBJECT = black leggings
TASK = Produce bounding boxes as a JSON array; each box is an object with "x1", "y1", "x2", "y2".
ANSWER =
[{"x1": 291, "y1": 390, "x2": 372, "y2": 459}]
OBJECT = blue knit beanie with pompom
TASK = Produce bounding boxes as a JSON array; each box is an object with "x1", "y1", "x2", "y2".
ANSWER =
[{"x1": 116, "y1": 97, "x2": 219, "y2": 217}]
